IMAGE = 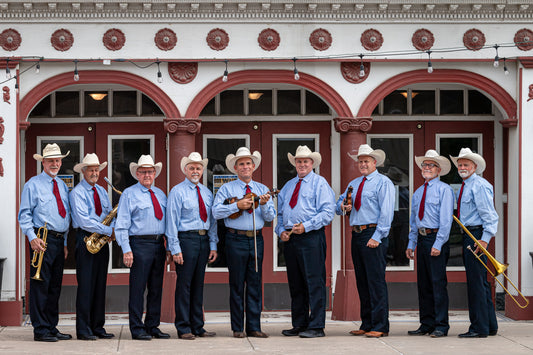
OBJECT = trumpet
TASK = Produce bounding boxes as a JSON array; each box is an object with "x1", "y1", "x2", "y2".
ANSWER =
[
  {"x1": 31, "y1": 222, "x2": 48, "y2": 281},
  {"x1": 453, "y1": 215, "x2": 529, "y2": 309}
]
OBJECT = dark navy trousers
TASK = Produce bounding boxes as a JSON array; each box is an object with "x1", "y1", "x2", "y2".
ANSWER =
[
  {"x1": 283, "y1": 228, "x2": 327, "y2": 330},
  {"x1": 416, "y1": 232, "x2": 450, "y2": 333},
  {"x1": 351, "y1": 228, "x2": 389, "y2": 333},
  {"x1": 225, "y1": 231, "x2": 264, "y2": 333},
  {"x1": 463, "y1": 228, "x2": 498, "y2": 335},
  {"x1": 75, "y1": 229, "x2": 110, "y2": 337},
  {"x1": 29, "y1": 232, "x2": 65, "y2": 338},
  {"x1": 174, "y1": 232, "x2": 210, "y2": 336},
  {"x1": 128, "y1": 236, "x2": 166, "y2": 337}
]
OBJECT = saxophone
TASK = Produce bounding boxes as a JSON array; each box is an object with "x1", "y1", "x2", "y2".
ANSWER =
[{"x1": 84, "y1": 177, "x2": 121, "y2": 254}]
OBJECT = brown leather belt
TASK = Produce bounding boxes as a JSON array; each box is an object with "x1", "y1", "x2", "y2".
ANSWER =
[
  {"x1": 227, "y1": 228, "x2": 261, "y2": 237},
  {"x1": 34, "y1": 228, "x2": 64, "y2": 239},
  {"x1": 130, "y1": 234, "x2": 164, "y2": 240},
  {"x1": 418, "y1": 228, "x2": 439, "y2": 236},
  {"x1": 183, "y1": 230, "x2": 207, "y2": 236},
  {"x1": 352, "y1": 224, "x2": 377, "y2": 233}
]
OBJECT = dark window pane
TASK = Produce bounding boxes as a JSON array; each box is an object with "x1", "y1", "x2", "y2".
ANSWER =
[
  {"x1": 200, "y1": 97, "x2": 216, "y2": 116},
  {"x1": 141, "y1": 94, "x2": 163, "y2": 116},
  {"x1": 412, "y1": 90, "x2": 435, "y2": 115},
  {"x1": 306, "y1": 91, "x2": 329, "y2": 114},
  {"x1": 55, "y1": 91, "x2": 79, "y2": 117},
  {"x1": 372, "y1": 103, "x2": 379, "y2": 115},
  {"x1": 85, "y1": 91, "x2": 109, "y2": 117},
  {"x1": 278, "y1": 90, "x2": 301, "y2": 114},
  {"x1": 383, "y1": 91, "x2": 407, "y2": 115},
  {"x1": 29, "y1": 95, "x2": 51, "y2": 117},
  {"x1": 113, "y1": 91, "x2": 137, "y2": 116},
  {"x1": 440, "y1": 90, "x2": 464, "y2": 114},
  {"x1": 249, "y1": 90, "x2": 272, "y2": 115},
  {"x1": 220, "y1": 90, "x2": 244, "y2": 115},
  {"x1": 468, "y1": 90, "x2": 492, "y2": 115}
]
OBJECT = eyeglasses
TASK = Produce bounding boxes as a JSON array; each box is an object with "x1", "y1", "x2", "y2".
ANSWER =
[
  {"x1": 137, "y1": 170, "x2": 156, "y2": 175},
  {"x1": 421, "y1": 163, "x2": 438, "y2": 169}
]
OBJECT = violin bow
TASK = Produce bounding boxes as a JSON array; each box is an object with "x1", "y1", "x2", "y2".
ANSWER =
[{"x1": 252, "y1": 197, "x2": 258, "y2": 272}]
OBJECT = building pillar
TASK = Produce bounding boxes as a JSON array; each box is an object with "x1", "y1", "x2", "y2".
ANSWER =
[{"x1": 331, "y1": 116, "x2": 372, "y2": 321}]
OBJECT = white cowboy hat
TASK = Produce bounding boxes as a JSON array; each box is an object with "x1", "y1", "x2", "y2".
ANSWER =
[
  {"x1": 225, "y1": 147, "x2": 261, "y2": 174},
  {"x1": 450, "y1": 147, "x2": 486, "y2": 174},
  {"x1": 73, "y1": 153, "x2": 107, "y2": 173},
  {"x1": 33, "y1": 143, "x2": 70, "y2": 161},
  {"x1": 129, "y1": 155, "x2": 163, "y2": 179},
  {"x1": 348, "y1": 144, "x2": 386, "y2": 167},
  {"x1": 181, "y1": 152, "x2": 208, "y2": 174},
  {"x1": 287, "y1": 145, "x2": 322, "y2": 169},
  {"x1": 415, "y1": 149, "x2": 451, "y2": 176}
]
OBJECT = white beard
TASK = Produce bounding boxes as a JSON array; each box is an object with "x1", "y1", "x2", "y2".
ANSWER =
[{"x1": 458, "y1": 170, "x2": 470, "y2": 178}]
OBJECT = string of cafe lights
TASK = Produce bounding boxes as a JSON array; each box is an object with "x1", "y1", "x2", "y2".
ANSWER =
[{"x1": 1, "y1": 39, "x2": 531, "y2": 90}]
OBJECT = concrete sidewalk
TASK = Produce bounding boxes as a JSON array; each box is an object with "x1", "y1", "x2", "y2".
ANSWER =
[{"x1": 1, "y1": 311, "x2": 533, "y2": 354}]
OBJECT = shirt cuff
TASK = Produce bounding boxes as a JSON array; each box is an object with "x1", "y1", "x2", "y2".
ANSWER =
[
  {"x1": 209, "y1": 241, "x2": 217, "y2": 251},
  {"x1": 481, "y1": 231, "x2": 493, "y2": 244},
  {"x1": 407, "y1": 240, "x2": 417, "y2": 250}
]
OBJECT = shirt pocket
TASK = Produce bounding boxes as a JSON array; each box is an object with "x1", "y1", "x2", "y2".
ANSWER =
[
  {"x1": 460, "y1": 193, "x2": 474, "y2": 210},
  {"x1": 38, "y1": 194, "x2": 57, "y2": 212},
  {"x1": 425, "y1": 195, "x2": 440, "y2": 208},
  {"x1": 181, "y1": 198, "x2": 196, "y2": 218},
  {"x1": 300, "y1": 190, "x2": 316, "y2": 205}
]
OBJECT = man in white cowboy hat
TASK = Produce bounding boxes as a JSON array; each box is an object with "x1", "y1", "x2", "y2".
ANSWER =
[
  {"x1": 18, "y1": 143, "x2": 72, "y2": 342},
  {"x1": 115, "y1": 155, "x2": 170, "y2": 341},
  {"x1": 451, "y1": 148, "x2": 499, "y2": 338},
  {"x1": 276, "y1": 145, "x2": 335, "y2": 338},
  {"x1": 336, "y1": 143, "x2": 394, "y2": 338},
  {"x1": 69, "y1": 153, "x2": 115, "y2": 340},
  {"x1": 406, "y1": 150, "x2": 454, "y2": 338},
  {"x1": 212, "y1": 147, "x2": 275, "y2": 338},
  {"x1": 166, "y1": 152, "x2": 218, "y2": 340}
]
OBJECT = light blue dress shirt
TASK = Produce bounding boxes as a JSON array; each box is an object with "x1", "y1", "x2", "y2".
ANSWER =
[
  {"x1": 456, "y1": 173, "x2": 498, "y2": 243},
  {"x1": 212, "y1": 179, "x2": 276, "y2": 230},
  {"x1": 69, "y1": 179, "x2": 114, "y2": 236},
  {"x1": 115, "y1": 182, "x2": 167, "y2": 254},
  {"x1": 18, "y1": 172, "x2": 70, "y2": 243},
  {"x1": 166, "y1": 179, "x2": 218, "y2": 255},
  {"x1": 275, "y1": 171, "x2": 335, "y2": 236},
  {"x1": 408, "y1": 177, "x2": 454, "y2": 251},
  {"x1": 335, "y1": 170, "x2": 395, "y2": 243}
]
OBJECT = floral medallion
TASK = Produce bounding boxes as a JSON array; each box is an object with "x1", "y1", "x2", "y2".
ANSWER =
[
  {"x1": 340, "y1": 62, "x2": 371, "y2": 84},
  {"x1": 0, "y1": 28, "x2": 21, "y2": 51},
  {"x1": 309, "y1": 28, "x2": 332, "y2": 51},
  {"x1": 155, "y1": 28, "x2": 177, "y2": 51},
  {"x1": 103, "y1": 28, "x2": 126, "y2": 51},
  {"x1": 51, "y1": 29, "x2": 74, "y2": 51},
  {"x1": 168, "y1": 62, "x2": 198, "y2": 84},
  {"x1": 258, "y1": 28, "x2": 280, "y2": 51},
  {"x1": 514, "y1": 28, "x2": 533, "y2": 51},
  {"x1": 463, "y1": 28, "x2": 485, "y2": 51},
  {"x1": 412, "y1": 29, "x2": 434, "y2": 51},
  {"x1": 360, "y1": 29, "x2": 383, "y2": 51},
  {"x1": 206, "y1": 28, "x2": 229, "y2": 51}
]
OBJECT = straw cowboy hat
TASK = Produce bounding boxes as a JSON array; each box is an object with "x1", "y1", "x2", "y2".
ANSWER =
[
  {"x1": 129, "y1": 155, "x2": 163, "y2": 179},
  {"x1": 288, "y1": 145, "x2": 322, "y2": 169},
  {"x1": 73, "y1": 153, "x2": 107, "y2": 173},
  {"x1": 415, "y1": 149, "x2": 451, "y2": 176},
  {"x1": 181, "y1": 152, "x2": 208, "y2": 174},
  {"x1": 33, "y1": 143, "x2": 70, "y2": 161},
  {"x1": 450, "y1": 147, "x2": 486, "y2": 174},
  {"x1": 225, "y1": 147, "x2": 261, "y2": 174},
  {"x1": 348, "y1": 144, "x2": 386, "y2": 167}
]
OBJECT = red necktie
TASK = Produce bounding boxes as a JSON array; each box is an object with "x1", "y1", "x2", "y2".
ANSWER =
[
  {"x1": 418, "y1": 182, "x2": 428, "y2": 220},
  {"x1": 197, "y1": 185, "x2": 208, "y2": 222},
  {"x1": 149, "y1": 189, "x2": 163, "y2": 220},
  {"x1": 354, "y1": 177, "x2": 366, "y2": 211},
  {"x1": 457, "y1": 181, "x2": 465, "y2": 218},
  {"x1": 289, "y1": 179, "x2": 302, "y2": 209},
  {"x1": 245, "y1": 185, "x2": 253, "y2": 213},
  {"x1": 93, "y1": 187, "x2": 102, "y2": 216},
  {"x1": 53, "y1": 178, "x2": 66, "y2": 218}
]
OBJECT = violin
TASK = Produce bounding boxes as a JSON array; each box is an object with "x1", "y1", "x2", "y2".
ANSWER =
[
  {"x1": 343, "y1": 186, "x2": 353, "y2": 216},
  {"x1": 224, "y1": 189, "x2": 279, "y2": 219}
]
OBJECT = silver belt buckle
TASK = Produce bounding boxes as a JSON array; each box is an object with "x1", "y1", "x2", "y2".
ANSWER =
[
  {"x1": 354, "y1": 225, "x2": 362, "y2": 233},
  {"x1": 198, "y1": 230, "x2": 206, "y2": 236},
  {"x1": 418, "y1": 228, "x2": 427, "y2": 236}
]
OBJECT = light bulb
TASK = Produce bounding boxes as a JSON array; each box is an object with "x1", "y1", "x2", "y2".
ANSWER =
[
  {"x1": 222, "y1": 70, "x2": 228, "y2": 82},
  {"x1": 157, "y1": 71, "x2": 163, "y2": 83},
  {"x1": 294, "y1": 68, "x2": 300, "y2": 80},
  {"x1": 35, "y1": 62, "x2": 40, "y2": 74},
  {"x1": 74, "y1": 72, "x2": 80, "y2": 81},
  {"x1": 359, "y1": 64, "x2": 365, "y2": 77},
  {"x1": 427, "y1": 61, "x2": 433, "y2": 73},
  {"x1": 493, "y1": 56, "x2": 500, "y2": 68}
]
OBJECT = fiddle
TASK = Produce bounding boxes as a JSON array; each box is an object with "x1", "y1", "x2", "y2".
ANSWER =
[
  {"x1": 343, "y1": 186, "x2": 353, "y2": 216},
  {"x1": 224, "y1": 189, "x2": 279, "y2": 219}
]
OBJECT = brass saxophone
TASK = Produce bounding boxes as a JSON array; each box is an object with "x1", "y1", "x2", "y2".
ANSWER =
[{"x1": 84, "y1": 177, "x2": 121, "y2": 254}]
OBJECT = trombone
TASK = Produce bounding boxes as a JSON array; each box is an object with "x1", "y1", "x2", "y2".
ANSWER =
[
  {"x1": 453, "y1": 215, "x2": 529, "y2": 309},
  {"x1": 31, "y1": 222, "x2": 48, "y2": 282}
]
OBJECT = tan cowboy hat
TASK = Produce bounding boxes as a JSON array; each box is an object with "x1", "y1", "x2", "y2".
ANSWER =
[
  {"x1": 129, "y1": 155, "x2": 163, "y2": 179},
  {"x1": 288, "y1": 145, "x2": 322, "y2": 169},
  {"x1": 415, "y1": 149, "x2": 451, "y2": 176},
  {"x1": 73, "y1": 153, "x2": 107, "y2": 173},
  {"x1": 33, "y1": 143, "x2": 70, "y2": 161},
  {"x1": 225, "y1": 147, "x2": 261, "y2": 174},
  {"x1": 181, "y1": 152, "x2": 208, "y2": 174},
  {"x1": 450, "y1": 147, "x2": 486, "y2": 174},
  {"x1": 348, "y1": 144, "x2": 386, "y2": 167}
]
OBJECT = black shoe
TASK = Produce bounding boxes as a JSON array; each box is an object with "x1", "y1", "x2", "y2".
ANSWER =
[
  {"x1": 150, "y1": 328, "x2": 170, "y2": 339},
  {"x1": 95, "y1": 332, "x2": 115, "y2": 339},
  {"x1": 489, "y1": 330, "x2": 498, "y2": 336},
  {"x1": 458, "y1": 331, "x2": 487, "y2": 338},
  {"x1": 34, "y1": 334, "x2": 58, "y2": 342},
  {"x1": 132, "y1": 332, "x2": 152, "y2": 341},
  {"x1": 299, "y1": 329, "x2": 325, "y2": 338},
  {"x1": 54, "y1": 332, "x2": 72, "y2": 340},
  {"x1": 408, "y1": 327, "x2": 432, "y2": 336},
  {"x1": 77, "y1": 334, "x2": 97, "y2": 341},
  {"x1": 430, "y1": 330, "x2": 447, "y2": 338},
  {"x1": 282, "y1": 327, "x2": 306, "y2": 336}
]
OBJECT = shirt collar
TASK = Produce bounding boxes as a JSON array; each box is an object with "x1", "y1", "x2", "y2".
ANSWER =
[
  {"x1": 426, "y1": 176, "x2": 440, "y2": 186},
  {"x1": 80, "y1": 178, "x2": 95, "y2": 191},
  {"x1": 464, "y1": 173, "x2": 477, "y2": 185},
  {"x1": 137, "y1": 181, "x2": 153, "y2": 192},
  {"x1": 299, "y1": 170, "x2": 315, "y2": 183},
  {"x1": 364, "y1": 169, "x2": 379, "y2": 181},
  {"x1": 184, "y1": 178, "x2": 200, "y2": 190}
]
